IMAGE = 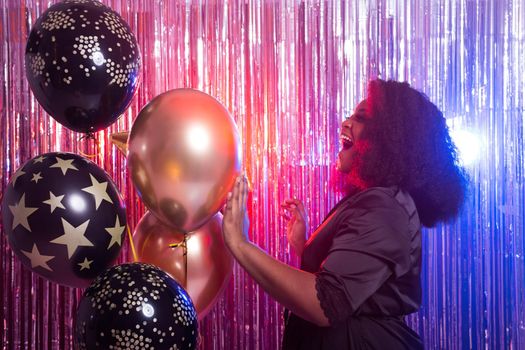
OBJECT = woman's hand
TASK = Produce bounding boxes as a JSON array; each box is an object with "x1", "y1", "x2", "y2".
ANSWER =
[
  {"x1": 281, "y1": 198, "x2": 309, "y2": 256},
  {"x1": 222, "y1": 183, "x2": 329, "y2": 327},
  {"x1": 222, "y1": 175, "x2": 250, "y2": 253}
]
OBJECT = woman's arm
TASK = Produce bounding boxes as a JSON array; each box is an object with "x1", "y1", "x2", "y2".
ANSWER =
[{"x1": 222, "y1": 175, "x2": 329, "y2": 327}]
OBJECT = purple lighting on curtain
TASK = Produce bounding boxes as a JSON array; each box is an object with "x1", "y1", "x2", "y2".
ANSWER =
[{"x1": 1, "y1": 0, "x2": 524, "y2": 349}]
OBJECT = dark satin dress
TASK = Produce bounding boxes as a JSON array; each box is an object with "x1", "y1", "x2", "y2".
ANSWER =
[{"x1": 282, "y1": 187, "x2": 424, "y2": 349}]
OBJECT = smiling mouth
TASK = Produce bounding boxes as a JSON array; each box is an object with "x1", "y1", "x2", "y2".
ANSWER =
[{"x1": 340, "y1": 134, "x2": 354, "y2": 150}]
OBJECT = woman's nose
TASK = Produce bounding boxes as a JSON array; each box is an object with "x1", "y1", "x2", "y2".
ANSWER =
[{"x1": 342, "y1": 118, "x2": 352, "y2": 130}]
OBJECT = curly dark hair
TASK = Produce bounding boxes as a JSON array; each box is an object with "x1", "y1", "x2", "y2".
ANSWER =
[{"x1": 348, "y1": 79, "x2": 468, "y2": 227}]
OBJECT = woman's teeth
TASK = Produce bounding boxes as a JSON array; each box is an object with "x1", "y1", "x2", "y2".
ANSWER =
[{"x1": 340, "y1": 135, "x2": 353, "y2": 149}]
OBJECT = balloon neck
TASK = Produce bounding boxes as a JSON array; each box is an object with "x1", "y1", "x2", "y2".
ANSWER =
[
  {"x1": 168, "y1": 233, "x2": 188, "y2": 253},
  {"x1": 78, "y1": 132, "x2": 101, "y2": 159},
  {"x1": 79, "y1": 132, "x2": 98, "y2": 141}
]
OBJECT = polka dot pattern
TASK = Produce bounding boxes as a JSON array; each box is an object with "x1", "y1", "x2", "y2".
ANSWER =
[
  {"x1": 41, "y1": 11, "x2": 75, "y2": 31},
  {"x1": 64, "y1": 0, "x2": 105, "y2": 7},
  {"x1": 25, "y1": 0, "x2": 140, "y2": 133},
  {"x1": 75, "y1": 263, "x2": 198, "y2": 350},
  {"x1": 28, "y1": 53, "x2": 45, "y2": 76},
  {"x1": 101, "y1": 11, "x2": 137, "y2": 49}
]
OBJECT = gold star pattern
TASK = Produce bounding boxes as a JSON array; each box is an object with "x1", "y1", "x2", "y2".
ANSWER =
[
  {"x1": 50, "y1": 218, "x2": 93, "y2": 259},
  {"x1": 10, "y1": 168, "x2": 26, "y2": 187},
  {"x1": 31, "y1": 172, "x2": 43, "y2": 183},
  {"x1": 21, "y1": 244, "x2": 54, "y2": 271},
  {"x1": 105, "y1": 216, "x2": 125, "y2": 249},
  {"x1": 78, "y1": 257, "x2": 93, "y2": 271},
  {"x1": 43, "y1": 191, "x2": 66, "y2": 213},
  {"x1": 50, "y1": 157, "x2": 78, "y2": 175},
  {"x1": 33, "y1": 155, "x2": 46, "y2": 163},
  {"x1": 81, "y1": 174, "x2": 113, "y2": 209},
  {"x1": 9, "y1": 194, "x2": 38, "y2": 231}
]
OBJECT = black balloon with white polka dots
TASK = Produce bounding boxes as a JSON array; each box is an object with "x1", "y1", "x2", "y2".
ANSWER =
[
  {"x1": 75, "y1": 263, "x2": 199, "y2": 350},
  {"x1": 25, "y1": 0, "x2": 140, "y2": 133}
]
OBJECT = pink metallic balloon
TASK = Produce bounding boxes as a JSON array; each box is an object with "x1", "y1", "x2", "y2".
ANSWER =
[
  {"x1": 128, "y1": 89, "x2": 242, "y2": 231},
  {"x1": 131, "y1": 211, "x2": 233, "y2": 320}
]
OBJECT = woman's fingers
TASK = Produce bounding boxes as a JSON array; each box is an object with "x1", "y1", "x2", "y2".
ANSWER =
[
  {"x1": 280, "y1": 212, "x2": 291, "y2": 221},
  {"x1": 225, "y1": 192, "x2": 233, "y2": 212},
  {"x1": 281, "y1": 198, "x2": 303, "y2": 210},
  {"x1": 241, "y1": 175, "x2": 248, "y2": 213},
  {"x1": 284, "y1": 198, "x2": 300, "y2": 203},
  {"x1": 281, "y1": 202, "x2": 298, "y2": 220},
  {"x1": 281, "y1": 198, "x2": 307, "y2": 223},
  {"x1": 229, "y1": 174, "x2": 249, "y2": 217},
  {"x1": 232, "y1": 175, "x2": 242, "y2": 213},
  {"x1": 292, "y1": 200, "x2": 306, "y2": 213},
  {"x1": 292, "y1": 201, "x2": 307, "y2": 220},
  {"x1": 281, "y1": 199, "x2": 298, "y2": 212},
  {"x1": 282, "y1": 199, "x2": 298, "y2": 207}
]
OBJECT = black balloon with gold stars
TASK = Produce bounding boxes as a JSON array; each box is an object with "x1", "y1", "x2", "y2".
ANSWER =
[
  {"x1": 25, "y1": 0, "x2": 141, "y2": 133},
  {"x1": 1, "y1": 152, "x2": 126, "y2": 288},
  {"x1": 75, "y1": 263, "x2": 199, "y2": 350}
]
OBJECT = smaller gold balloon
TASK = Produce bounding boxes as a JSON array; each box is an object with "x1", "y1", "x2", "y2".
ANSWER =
[{"x1": 131, "y1": 211, "x2": 233, "y2": 320}]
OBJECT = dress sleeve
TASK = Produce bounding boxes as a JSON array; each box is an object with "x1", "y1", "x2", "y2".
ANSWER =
[{"x1": 315, "y1": 190, "x2": 411, "y2": 325}]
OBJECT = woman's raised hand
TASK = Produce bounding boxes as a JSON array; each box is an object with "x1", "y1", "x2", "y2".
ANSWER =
[
  {"x1": 281, "y1": 198, "x2": 309, "y2": 256},
  {"x1": 222, "y1": 175, "x2": 250, "y2": 251}
]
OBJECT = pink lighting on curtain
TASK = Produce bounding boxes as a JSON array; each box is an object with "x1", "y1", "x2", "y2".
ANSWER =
[{"x1": 1, "y1": 0, "x2": 524, "y2": 349}]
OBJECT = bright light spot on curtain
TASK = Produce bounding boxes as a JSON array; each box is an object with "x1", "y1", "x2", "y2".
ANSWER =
[{"x1": 450, "y1": 129, "x2": 481, "y2": 166}]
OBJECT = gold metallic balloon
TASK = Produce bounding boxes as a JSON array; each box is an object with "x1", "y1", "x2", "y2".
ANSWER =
[
  {"x1": 109, "y1": 131, "x2": 129, "y2": 155},
  {"x1": 131, "y1": 211, "x2": 233, "y2": 320},
  {"x1": 128, "y1": 89, "x2": 242, "y2": 232}
]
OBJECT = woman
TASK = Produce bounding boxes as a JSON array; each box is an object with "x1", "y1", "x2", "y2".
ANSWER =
[{"x1": 222, "y1": 79, "x2": 468, "y2": 349}]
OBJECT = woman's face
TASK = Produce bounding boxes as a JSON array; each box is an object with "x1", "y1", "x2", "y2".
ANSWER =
[{"x1": 337, "y1": 100, "x2": 368, "y2": 173}]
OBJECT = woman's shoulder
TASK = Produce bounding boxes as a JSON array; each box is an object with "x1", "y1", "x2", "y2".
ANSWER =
[
  {"x1": 340, "y1": 186, "x2": 416, "y2": 219},
  {"x1": 333, "y1": 187, "x2": 420, "y2": 248},
  {"x1": 346, "y1": 186, "x2": 399, "y2": 206}
]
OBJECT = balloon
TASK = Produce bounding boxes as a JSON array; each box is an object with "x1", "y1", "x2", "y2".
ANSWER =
[
  {"x1": 131, "y1": 211, "x2": 233, "y2": 319},
  {"x1": 75, "y1": 263, "x2": 198, "y2": 349},
  {"x1": 109, "y1": 131, "x2": 129, "y2": 155},
  {"x1": 128, "y1": 89, "x2": 242, "y2": 231},
  {"x1": 25, "y1": 0, "x2": 140, "y2": 133},
  {"x1": 1, "y1": 152, "x2": 126, "y2": 288}
]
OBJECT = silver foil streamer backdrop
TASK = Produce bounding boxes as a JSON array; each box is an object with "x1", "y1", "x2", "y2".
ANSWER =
[{"x1": 1, "y1": 0, "x2": 524, "y2": 349}]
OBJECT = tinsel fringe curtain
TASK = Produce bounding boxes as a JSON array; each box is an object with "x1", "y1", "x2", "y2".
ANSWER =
[{"x1": 1, "y1": 0, "x2": 524, "y2": 349}]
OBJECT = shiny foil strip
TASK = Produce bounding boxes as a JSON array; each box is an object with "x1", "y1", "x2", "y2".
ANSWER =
[{"x1": 1, "y1": 0, "x2": 524, "y2": 349}]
